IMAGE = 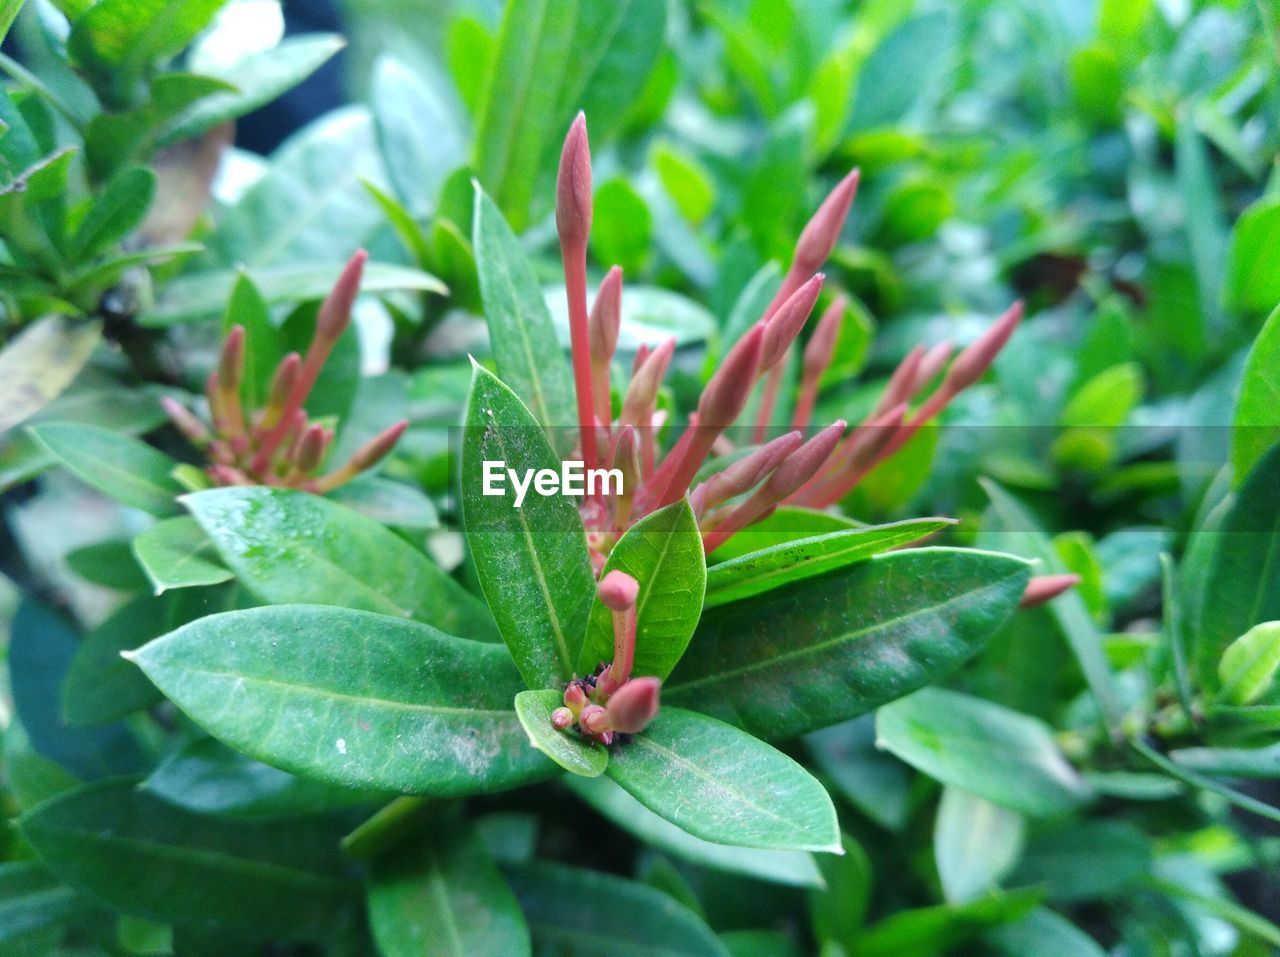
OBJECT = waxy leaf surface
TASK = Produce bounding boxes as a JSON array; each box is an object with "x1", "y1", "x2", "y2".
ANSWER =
[
  {"x1": 29, "y1": 422, "x2": 182, "y2": 517},
  {"x1": 132, "y1": 516, "x2": 233, "y2": 594},
  {"x1": 514, "y1": 689, "x2": 607, "y2": 778},
  {"x1": 130, "y1": 605, "x2": 553, "y2": 795}
]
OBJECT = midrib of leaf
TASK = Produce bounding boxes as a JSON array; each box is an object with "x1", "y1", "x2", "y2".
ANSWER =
[
  {"x1": 426, "y1": 858, "x2": 466, "y2": 957},
  {"x1": 266, "y1": 538, "x2": 413, "y2": 618},
  {"x1": 670, "y1": 574, "x2": 1018, "y2": 697},
  {"x1": 52, "y1": 444, "x2": 173, "y2": 507},
  {"x1": 33, "y1": 824, "x2": 350, "y2": 894}
]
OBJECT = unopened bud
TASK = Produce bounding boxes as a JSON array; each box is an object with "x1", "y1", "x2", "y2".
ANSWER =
[
  {"x1": 161, "y1": 396, "x2": 210, "y2": 445},
  {"x1": 698, "y1": 324, "x2": 764, "y2": 428},
  {"x1": 217, "y1": 325, "x2": 245, "y2": 391},
  {"x1": 803, "y1": 296, "x2": 845, "y2": 378},
  {"x1": 693, "y1": 431, "x2": 803, "y2": 512},
  {"x1": 943, "y1": 302, "x2": 1023, "y2": 393},
  {"x1": 848, "y1": 404, "x2": 906, "y2": 471},
  {"x1": 267, "y1": 353, "x2": 302, "y2": 411},
  {"x1": 631, "y1": 342, "x2": 650, "y2": 376},
  {"x1": 761, "y1": 274, "x2": 824, "y2": 370},
  {"x1": 598, "y1": 570, "x2": 639, "y2": 612},
  {"x1": 556, "y1": 113, "x2": 592, "y2": 248},
  {"x1": 619, "y1": 337, "x2": 674, "y2": 427},
  {"x1": 563, "y1": 683, "x2": 588, "y2": 713},
  {"x1": 793, "y1": 168, "x2": 860, "y2": 275},
  {"x1": 605, "y1": 677, "x2": 661, "y2": 734},
  {"x1": 316, "y1": 249, "x2": 367, "y2": 343},
  {"x1": 349, "y1": 419, "x2": 408, "y2": 472},
  {"x1": 579, "y1": 704, "x2": 610, "y2": 735},
  {"x1": 913, "y1": 340, "x2": 954, "y2": 394},
  {"x1": 294, "y1": 425, "x2": 329, "y2": 474},
  {"x1": 589, "y1": 266, "x2": 623, "y2": 364},
  {"x1": 764, "y1": 420, "x2": 846, "y2": 499},
  {"x1": 876, "y1": 345, "x2": 925, "y2": 414},
  {"x1": 551, "y1": 707, "x2": 575, "y2": 730},
  {"x1": 1019, "y1": 573, "x2": 1081, "y2": 609}
]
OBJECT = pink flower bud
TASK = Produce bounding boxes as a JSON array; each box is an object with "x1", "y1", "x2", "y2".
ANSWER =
[
  {"x1": 692, "y1": 430, "x2": 803, "y2": 513},
  {"x1": 1019, "y1": 573, "x2": 1081, "y2": 609},
  {"x1": 161, "y1": 396, "x2": 210, "y2": 445},
  {"x1": 551, "y1": 707, "x2": 575, "y2": 730},
  {"x1": 761, "y1": 274, "x2": 824, "y2": 371},
  {"x1": 589, "y1": 266, "x2": 623, "y2": 364},
  {"x1": 847, "y1": 403, "x2": 907, "y2": 472},
  {"x1": 605, "y1": 676, "x2": 661, "y2": 734},
  {"x1": 598, "y1": 570, "x2": 639, "y2": 612},
  {"x1": 912, "y1": 340, "x2": 954, "y2": 394},
  {"x1": 876, "y1": 345, "x2": 925, "y2": 414},
  {"x1": 349, "y1": 419, "x2": 408, "y2": 472},
  {"x1": 803, "y1": 296, "x2": 845, "y2": 379},
  {"x1": 792, "y1": 169, "x2": 860, "y2": 276},
  {"x1": 265, "y1": 353, "x2": 302, "y2": 419},
  {"x1": 556, "y1": 113, "x2": 592, "y2": 248},
  {"x1": 316, "y1": 250, "x2": 367, "y2": 343},
  {"x1": 619, "y1": 337, "x2": 674, "y2": 428},
  {"x1": 578, "y1": 704, "x2": 610, "y2": 735},
  {"x1": 943, "y1": 301, "x2": 1023, "y2": 393},
  {"x1": 698, "y1": 324, "x2": 764, "y2": 428},
  {"x1": 294, "y1": 424, "x2": 329, "y2": 474},
  {"x1": 563, "y1": 683, "x2": 588, "y2": 713},
  {"x1": 764, "y1": 420, "x2": 846, "y2": 500},
  {"x1": 217, "y1": 325, "x2": 245, "y2": 391}
]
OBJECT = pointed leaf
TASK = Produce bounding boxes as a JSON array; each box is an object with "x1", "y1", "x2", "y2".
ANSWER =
[
  {"x1": 461, "y1": 364, "x2": 594, "y2": 687},
  {"x1": 28, "y1": 422, "x2": 182, "y2": 516},
  {"x1": 20, "y1": 778, "x2": 354, "y2": 937},
  {"x1": 705, "y1": 517, "x2": 952, "y2": 608},
  {"x1": 129, "y1": 605, "x2": 554, "y2": 795},
  {"x1": 607, "y1": 707, "x2": 840, "y2": 853},
  {"x1": 68, "y1": 166, "x2": 155, "y2": 260},
  {"x1": 472, "y1": 186, "x2": 575, "y2": 436},
  {"x1": 132, "y1": 516, "x2": 233, "y2": 594},
  {"x1": 666, "y1": 548, "x2": 1031, "y2": 740},
  {"x1": 1231, "y1": 303, "x2": 1280, "y2": 486},
  {"x1": 223, "y1": 271, "x2": 281, "y2": 410},
  {"x1": 183, "y1": 486, "x2": 497, "y2": 641},
  {"x1": 1217, "y1": 621, "x2": 1280, "y2": 706},
  {"x1": 579, "y1": 499, "x2": 706, "y2": 679},
  {"x1": 0, "y1": 317, "x2": 102, "y2": 434},
  {"x1": 934, "y1": 787, "x2": 1024, "y2": 903},
  {"x1": 514, "y1": 689, "x2": 607, "y2": 778}
]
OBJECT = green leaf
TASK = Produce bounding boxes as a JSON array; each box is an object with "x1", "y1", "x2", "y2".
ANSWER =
[
  {"x1": 848, "y1": 10, "x2": 956, "y2": 131},
  {"x1": 1170, "y1": 742, "x2": 1280, "y2": 779},
  {"x1": 1232, "y1": 304, "x2": 1280, "y2": 485},
  {"x1": 28, "y1": 422, "x2": 181, "y2": 516},
  {"x1": 710, "y1": 505, "x2": 858, "y2": 561},
  {"x1": 1225, "y1": 195, "x2": 1280, "y2": 313},
  {"x1": 471, "y1": 185, "x2": 576, "y2": 436},
  {"x1": 368, "y1": 820, "x2": 530, "y2": 957},
  {"x1": 325, "y1": 475, "x2": 439, "y2": 531},
  {"x1": 607, "y1": 707, "x2": 840, "y2": 853},
  {"x1": 591, "y1": 177, "x2": 652, "y2": 274},
  {"x1": 1218, "y1": 622, "x2": 1280, "y2": 705},
  {"x1": 69, "y1": 0, "x2": 226, "y2": 73},
  {"x1": 934, "y1": 787, "x2": 1024, "y2": 903},
  {"x1": 807, "y1": 717, "x2": 911, "y2": 832},
  {"x1": 144, "y1": 737, "x2": 386, "y2": 817},
  {"x1": 809, "y1": 833, "x2": 872, "y2": 949},
  {"x1": 876, "y1": 687, "x2": 1088, "y2": 817},
  {"x1": 579, "y1": 499, "x2": 706, "y2": 679},
  {"x1": 1175, "y1": 118, "x2": 1229, "y2": 336},
  {"x1": 0, "y1": 1, "x2": 23, "y2": 47},
  {"x1": 1010, "y1": 820, "x2": 1150, "y2": 902},
  {"x1": 855, "y1": 891, "x2": 1040, "y2": 957},
  {"x1": 223, "y1": 271, "x2": 281, "y2": 410},
  {"x1": 68, "y1": 165, "x2": 154, "y2": 261},
  {"x1": 568, "y1": 774, "x2": 822, "y2": 887},
  {"x1": 706, "y1": 518, "x2": 951, "y2": 608},
  {"x1": 132, "y1": 516, "x2": 233, "y2": 594},
  {"x1": 65, "y1": 539, "x2": 149, "y2": 591},
  {"x1": 143, "y1": 260, "x2": 446, "y2": 326},
  {"x1": 504, "y1": 860, "x2": 729, "y2": 957},
  {"x1": 461, "y1": 364, "x2": 594, "y2": 688},
  {"x1": 21, "y1": 778, "x2": 354, "y2": 937},
  {"x1": 514, "y1": 689, "x2": 607, "y2": 778},
  {"x1": 160, "y1": 36, "x2": 347, "y2": 146},
  {"x1": 666, "y1": 548, "x2": 1031, "y2": 740},
  {"x1": 1196, "y1": 442, "x2": 1280, "y2": 689},
  {"x1": 0, "y1": 317, "x2": 102, "y2": 434},
  {"x1": 129, "y1": 604, "x2": 554, "y2": 795},
  {"x1": 986, "y1": 908, "x2": 1106, "y2": 957},
  {"x1": 0, "y1": 862, "x2": 78, "y2": 946},
  {"x1": 184, "y1": 486, "x2": 497, "y2": 641}
]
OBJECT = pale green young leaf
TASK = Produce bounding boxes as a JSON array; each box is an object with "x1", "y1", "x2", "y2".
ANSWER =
[{"x1": 513, "y1": 689, "x2": 607, "y2": 778}]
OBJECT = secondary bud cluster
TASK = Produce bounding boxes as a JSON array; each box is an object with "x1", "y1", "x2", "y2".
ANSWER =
[
  {"x1": 553, "y1": 115, "x2": 1025, "y2": 561},
  {"x1": 160, "y1": 251, "x2": 407, "y2": 493},
  {"x1": 551, "y1": 571, "x2": 661, "y2": 745}
]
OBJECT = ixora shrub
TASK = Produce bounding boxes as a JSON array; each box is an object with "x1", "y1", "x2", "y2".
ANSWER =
[{"x1": 5, "y1": 1, "x2": 1280, "y2": 955}]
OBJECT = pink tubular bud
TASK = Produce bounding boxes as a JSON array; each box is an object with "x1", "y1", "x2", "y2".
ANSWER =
[
  {"x1": 578, "y1": 704, "x2": 610, "y2": 735},
  {"x1": 589, "y1": 266, "x2": 623, "y2": 364},
  {"x1": 598, "y1": 570, "x2": 639, "y2": 612},
  {"x1": 792, "y1": 168, "x2": 860, "y2": 276},
  {"x1": 605, "y1": 677, "x2": 661, "y2": 734},
  {"x1": 631, "y1": 342, "x2": 650, "y2": 376},
  {"x1": 875, "y1": 345, "x2": 926, "y2": 415},
  {"x1": 316, "y1": 250, "x2": 367, "y2": 343},
  {"x1": 161, "y1": 396, "x2": 210, "y2": 445},
  {"x1": 1019, "y1": 573, "x2": 1081, "y2": 609},
  {"x1": 563, "y1": 683, "x2": 588, "y2": 713},
  {"x1": 803, "y1": 296, "x2": 846, "y2": 379},
  {"x1": 618, "y1": 337, "x2": 674, "y2": 429},
  {"x1": 294, "y1": 424, "x2": 329, "y2": 474},
  {"x1": 763, "y1": 420, "x2": 846, "y2": 500},
  {"x1": 698, "y1": 324, "x2": 765, "y2": 428},
  {"x1": 913, "y1": 340, "x2": 954, "y2": 394},
  {"x1": 218, "y1": 325, "x2": 245, "y2": 391},
  {"x1": 551, "y1": 707, "x2": 575, "y2": 730},
  {"x1": 556, "y1": 113, "x2": 592, "y2": 248},
  {"x1": 761, "y1": 274, "x2": 824, "y2": 371},
  {"x1": 943, "y1": 301, "x2": 1024, "y2": 394},
  {"x1": 692, "y1": 431, "x2": 803, "y2": 513},
  {"x1": 349, "y1": 419, "x2": 408, "y2": 472}
]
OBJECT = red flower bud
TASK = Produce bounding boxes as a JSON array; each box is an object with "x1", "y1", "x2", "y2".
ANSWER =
[
  {"x1": 556, "y1": 113, "x2": 592, "y2": 248},
  {"x1": 551, "y1": 707, "x2": 575, "y2": 730},
  {"x1": 598, "y1": 570, "x2": 639, "y2": 612},
  {"x1": 316, "y1": 249, "x2": 367, "y2": 343},
  {"x1": 619, "y1": 337, "x2": 674, "y2": 428},
  {"x1": 761, "y1": 274, "x2": 824, "y2": 371},
  {"x1": 294, "y1": 424, "x2": 329, "y2": 474},
  {"x1": 802, "y1": 295, "x2": 845, "y2": 379},
  {"x1": 792, "y1": 168, "x2": 860, "y2": 276},
  {"x1": 698, "y1": 324, "x2": 764, "y2": 428},
  {"x1": 589, "y1": 266, "x2": 623, "y2": 365},
  {"x1": 605, "y1": 677, "x2": 661, "y2": 734},
  {"x1": 348, "y1": 419, "x2": 408, "y2": 472},
  {"x1": 692, "y1": 430, "x2": 803, "y2": 513},
  {"x1": 1019, "y1": 573, "x2": 1081, "y2": 609},
  {"x1": 943, "y1": 301, "x2": 1023, "y2": 394},
  {"x1": 763, "y1": 420, "x2": 846, "y2": 500}
]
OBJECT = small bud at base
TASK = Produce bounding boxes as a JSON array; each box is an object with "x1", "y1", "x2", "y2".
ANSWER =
[{"x1": 551, "y1": 707, "x2": 575, "y2": 730}]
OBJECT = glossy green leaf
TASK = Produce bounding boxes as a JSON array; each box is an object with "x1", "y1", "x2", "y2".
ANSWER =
[
  {"x1": 28, "y1": 422, "x2": 182, "y2": 516},
  {"x1": 21, "y1": 778, "x2": 354, "y2": 937},
  {"x1": 579, "y1": 499, "x2": 706, "y2": 679},
  {"x1": 705, "y1": 518, "x2": 951, "y2": 608},
  {"x1": 461, "y1": 364, "x2": 594, "y2": 687},
  {"x1": 1196, "y1": 442, "x2": 1280, "y2": 689},
  {"x1": 855, "y1": 891, "x2": 1040, "y2": 957},
  {"x1": 809, "y1": 833, "x2": 872, "y2": 949},
  {"x1": 1010, "y1": 820, "x2": 1150, "y2": 902},
  {"x1": 1232, "y1": 304, "x2": 1280, "y2": 485},
  {"x1": 1176, "y1": 118, "x2": 1229, "y2": 335},
  {"x1": 848, "y1": 10, "x2": 956, "y2": 131},
  {"x1": 471, "y1": 185, "x2": 575, "y2": 435},
  {"x1": 65, "y1": 538, "x2": 149, "y2": 591},
  {"x1": 607, "y1": 707, "x2": 840, "y2": 853},
  {"x1": 591, "y1": 177, "x2": 652, "y2": 274},
  {"x1": 184, "y1": 486, "x2": 497, "y2": 641},
  {"x1": 325, "y1": 475, "x2": 439, "y2": 531},
  {"x1": 0, "y1": 862, "x2": 78, "y2": 946},
  {"x1": 68, "y1": 165, "x2": 154, "y2": 260},
  {"x1": 934, "y1": 787, "x2": 1024, "y2": 903},
  {"x1": 368, "y1": 820, "x2": 530, "y2": 957},
  {"x1": 1225, "y1": 195, "x2": 1280, "y2": 313},
  {"x1": 504, "y1": 860, "x2": 729, "y2": 957},
  {"x1": 223, "y1": 271, "x2": 281, "y2": 410},
  {"x1": 877, "y1": 687, "x2": 1088, "y2": 817},
  {"x1": 710, "y1": 505, "x2": 859, "y2": 561},
  {"x1": 68, "y1": 0, "x2": 225, "y2": 74},
  {"x1": 0, "y1": 317, "x2": 102, "y2": 434},
  {"x1": 132, "y1": 516, "x2": 233, "y2": 594},
  {"x1": 144, "y1": 737, "x2": 386, "y2": 817},
  {"x1": 666, "y1": 548, "x2": 1031, "y2": 740},
  {"x1": 514, "y1": 689, "x2": 607, "y2": 778},
  {"x1": 1218, "y1": 621, "x2": 1280, "y2": 705},
  {"x1": 130, "y1": 605, "x2": 553, "y2": 795},
  {"x1": 0, "y1": 1, "x2": 22, "y2": 47},
  {"x1": 986, "y1": 908, "x2": 1106, "y2": 957},
  {"x1": 567, "y1": 775, "x2": 823, "y2": 887}
]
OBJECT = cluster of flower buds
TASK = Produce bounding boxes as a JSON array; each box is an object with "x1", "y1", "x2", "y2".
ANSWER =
[
  {"x1": 553, "y1": 114, "x2": 1026, "y2": 563},
  {"x1": 160, "y1": 251, "x2": 407, "y2": 492},
  {"x1": 552, "y1": 570, "x2": 661, "y2": 745}
]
